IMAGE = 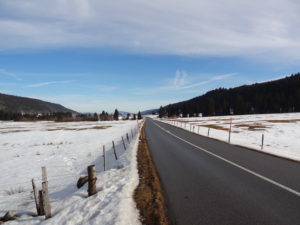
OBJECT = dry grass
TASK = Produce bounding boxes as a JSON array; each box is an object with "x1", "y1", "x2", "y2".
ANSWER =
[
  {"x1": 46, "y1": 125, "x2": 111, "y2": 131},
  {"x1": 201, "y1": 124, "x2": 229, "y2": 131},
  {"x1": 266, "y1": 119, "x2": 300, "y2": 123},
  {"x1": 0, "y1": 130, "x2": 30, "y2": 134},
  {"x1": 235, "y1": 123, "x2": 269, "y2": 131},
  {"x1": 134, "y1": 126, "x2": 169, "y2": 225},
  {"x1": 5, "y1": 187, "x2": 25, "y2": 196}
]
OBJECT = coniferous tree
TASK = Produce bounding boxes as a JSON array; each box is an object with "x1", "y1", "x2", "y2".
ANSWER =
[
  {"x1": 158, "y1": 106, "x2": 164, "y2": 118},
  {"x1": 137, "y1": 111, "x2": 142, "y2": 120},
  {"x1": 113, "y1": 109, "x2": 119, "y2": 120},
  {"x1": 100, "y1": 110, "x2": 106, "y2": 121},
  {"x1": 93, "y1": 112, "x2": 98, "y2": 121}
]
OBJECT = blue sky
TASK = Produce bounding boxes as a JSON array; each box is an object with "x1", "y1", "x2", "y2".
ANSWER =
[{"x1": 1, "y1": 0, "x2": 300, "y2": 112}]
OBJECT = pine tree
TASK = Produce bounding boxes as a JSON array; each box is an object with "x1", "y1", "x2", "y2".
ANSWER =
[
  {"x1": 113, "y1": 109, "x2": 119, "y2": 120},
  {"x1": 93, "y1": 112, "x2": 98, "y2": 121},
  {"x1": 137, "y1": 111, "x2": 142, "y2": 120},
  {"x1": 100, "y1": 110, "x2": 106, "y2": 121},
  {"x1": 158, "y1": 106, "x2": 164, "y2": 118}
]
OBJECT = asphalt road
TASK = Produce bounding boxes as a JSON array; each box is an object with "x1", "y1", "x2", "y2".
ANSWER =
[{"x1": 145, "y1": 118, "x2": 300, "y2": 225}]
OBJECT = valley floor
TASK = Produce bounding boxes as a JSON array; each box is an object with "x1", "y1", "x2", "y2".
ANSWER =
[{"x1": 0, "y1": 120, "x2": 141, "y2": 225}]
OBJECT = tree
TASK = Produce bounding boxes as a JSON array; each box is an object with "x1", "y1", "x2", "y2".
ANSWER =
[
  {"x1": 100, "y1": 110, "x2": 106, "y2": 121},
  {"x1": 93, "y1": 112, "x2": 98, "y2": 121},
  {"x1": 133, "y1": 113, "x2": 136, "y2": 120},
  {"x1": 158, "y1": 106, "x2": 165, "y2": 118},
  {"x1": 137, "y1": 111, "x2": 142, "y2": 120},
  {"x1": 126, "y1": 113, "x2": 130, "y2": 120},
  {"x1": 113, "y1": 109, "x2": 119, "y2": 120}
]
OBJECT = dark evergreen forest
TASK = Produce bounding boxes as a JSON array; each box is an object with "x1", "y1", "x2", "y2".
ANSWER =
[{"x1": 161, "y1": 73, "x2": 300, "y2": 117}]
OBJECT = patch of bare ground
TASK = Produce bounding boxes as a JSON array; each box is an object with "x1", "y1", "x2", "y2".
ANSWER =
[
  {"x1": 201, "y1": 124, "x2": 229, "y2": 131},
  {"x1": 266, "y1": 119, "x2": 300, "y2": 123},
  {"x1": 46, "y1": 126, "x2": 111, "y2": 131},
  {"x1": 234, "y1": 123, "x2": 269, "y2": 131},
  {"x1": 0, "y1": 127, "x2": 26, "y2": 130},
  {"x1": 134, "y1": 126, "x2": 169, "y2": 225},
  {"x1": 0, "y1": 130, "x2": 31, "y2": 134}
]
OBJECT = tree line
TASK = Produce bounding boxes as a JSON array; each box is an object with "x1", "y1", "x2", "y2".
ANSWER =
[
  {"x1": 0, "y1": 109, "x2": 143, "y2": 121},
  {"x1": 159, "y1": 73, "x2": 300, "y2": 118}
]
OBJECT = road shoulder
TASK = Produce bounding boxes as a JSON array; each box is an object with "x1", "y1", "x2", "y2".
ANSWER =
[{"x1": 134, "y1": 124, "x2": 169, "y2": 225}]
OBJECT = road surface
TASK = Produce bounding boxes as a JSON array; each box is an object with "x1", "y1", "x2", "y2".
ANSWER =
[{"x1": 145, "y1": 118, "x2": 300, "y2": 225}]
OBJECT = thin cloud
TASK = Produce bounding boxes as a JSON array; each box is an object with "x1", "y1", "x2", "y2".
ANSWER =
[
  {"x1": 173, "y1": 70, "x2": 188, "y2": 88},
  {"x1": 26, "y1": 80, "x2": 75, "y2": 88},
  {"x1": 0, "y1": 68, "x2": 22, "y2": 80},
  {"x1": 181, "y1": 73, "x2": 236, "y2": 89},
  {"x1": 132, "y1": 71, "x2": 236, "y2": 95}
]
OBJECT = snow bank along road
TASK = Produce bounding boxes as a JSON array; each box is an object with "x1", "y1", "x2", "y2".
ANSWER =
[{"x1": 145, "y1": 118, "x2": 300, "y2": 225}]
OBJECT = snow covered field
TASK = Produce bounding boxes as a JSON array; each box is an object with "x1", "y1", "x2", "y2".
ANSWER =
[
  {"x1": 159, "y1": 113, "x2": 300, "y2": 161},
  {"x1": 0, "y1": 120, "x2": 142, "y2": 225}
]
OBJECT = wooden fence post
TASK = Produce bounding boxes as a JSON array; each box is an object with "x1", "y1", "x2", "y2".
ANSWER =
[
  {"x1": 122, "y1": 136, "x2": 126, "y2": 150},
  {"x1": 103, "y1": 145, "x2": 106, "y2": 171},
  {"x1": 38, "y1": 190, "x2": 45, "y2": 216},
  {"x1": 42, "y1": 181, "x2": 51, "y2": 219},
  {"x1": 261, "y1": 134, "x2": 264, "y2": 150},
  {"x1": 31, "y1": 179, "x2": 40, "y2": 215},
  {"x1": 41, "y1": 167, "x2": 51, "y2": 219},
  {"x1": 87, "y1": 165, "x2": 97, "y2": 197},
  {"x1": 112, "y1": 141, "x2": 118, "y2": 160},
  {"x1": 42, "y1": 167, "x2": 47, "y2": 183},
  {"x1": 126, "y1": 133, "x2": 130, "y2": 144},
  {"x1": 131, "y1": 129, "x2": 133, "y2": 139}
]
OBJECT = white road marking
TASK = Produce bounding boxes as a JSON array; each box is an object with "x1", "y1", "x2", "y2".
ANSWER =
[{"x1": 152, "y1": 121, "x2": 300, "y2": 197}]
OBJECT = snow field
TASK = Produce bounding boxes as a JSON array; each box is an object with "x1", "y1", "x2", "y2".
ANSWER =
[
  {"x1": 158, "y1": 113, "x2": 300, "y2": 161},
  {"x1": 0, "y1": 120, "x2": 142, "y2": 225}
]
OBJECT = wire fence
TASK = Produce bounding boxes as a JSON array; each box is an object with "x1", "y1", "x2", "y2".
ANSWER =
[{"x1": 161, "y1": 118, "x2": 269, "y2": 151}]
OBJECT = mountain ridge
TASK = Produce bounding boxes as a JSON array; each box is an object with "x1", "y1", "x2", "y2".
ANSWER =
[{"x1": 0, "y1": 93, "x2": 76, "y2": 114}]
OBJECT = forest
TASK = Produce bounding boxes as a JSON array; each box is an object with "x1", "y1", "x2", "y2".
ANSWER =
[{"x1": 160, "y1": 73, "x2": 300, "y2": 117}]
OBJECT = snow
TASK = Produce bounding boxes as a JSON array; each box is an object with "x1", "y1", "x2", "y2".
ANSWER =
[
  {"x1": 158, "y1": 113, "x2": 300, "y2": 161},
  {"x1": 0, "y1": 120, "x2": 142, "y2": 225}
]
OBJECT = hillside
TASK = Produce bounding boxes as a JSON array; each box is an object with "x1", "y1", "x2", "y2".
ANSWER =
[
  {"x1": 0, "y1": 93, "x2": 76, "y2": 114},
  {"x1": 162, "y1": 73, "x2": 300, "y2": 117},
  {"x1": 141, "y1": 108, "x2": 158, "y2": 115}
]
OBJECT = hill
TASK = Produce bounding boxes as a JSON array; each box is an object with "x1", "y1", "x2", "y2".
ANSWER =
[
  {"x1": 0, "y1": 93, "x2": 76, "y2": 114},
  {"x1": 141, "y1": 108, "x2": 158, "y2": 115},
  {"x1": 161, "y1": 73, "x2": 300, "y2": 117}
]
